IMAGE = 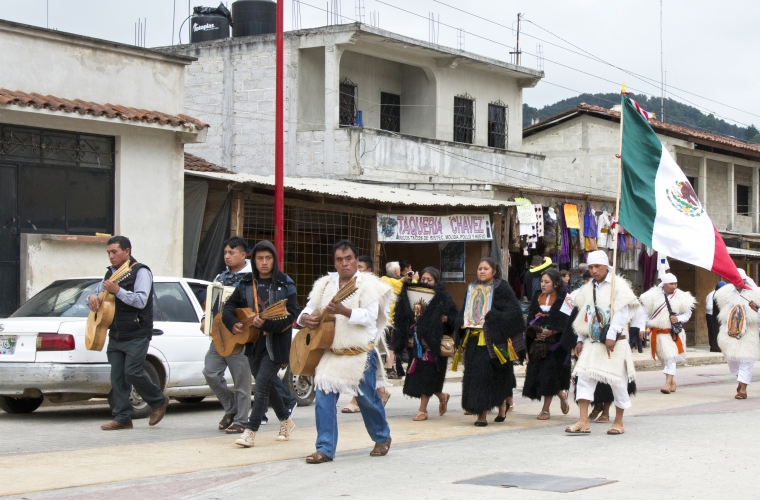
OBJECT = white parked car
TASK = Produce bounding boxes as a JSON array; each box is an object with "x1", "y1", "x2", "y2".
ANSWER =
[{"x1": 0, "y1": 277, "x2": 314, "y2": 418}]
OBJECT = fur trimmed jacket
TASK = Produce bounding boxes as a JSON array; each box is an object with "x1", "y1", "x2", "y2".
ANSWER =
[
  {"x1": 716, "y1": 284, "x2": 760, "y2": 362},
  {"x1": 640, "y1": 286, "x2": 696, "y2": 364},
  {"x1": 307, "y1": 272, "x2": 393, "y2": 395},
  {"x1": 571, "y1": 275, "x2": 639, "y2": 386},
  {"x1": 393, "y1": 282, "x2": 458, "y2": 356}
]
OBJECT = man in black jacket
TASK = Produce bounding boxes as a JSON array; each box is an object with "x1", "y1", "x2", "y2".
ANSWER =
[
  {"x1": 87, "y1": 236, "x2": 169, "y2": 430},
  {"x1": 224, "y1": 240, "x2": 300, "y2": 447}
]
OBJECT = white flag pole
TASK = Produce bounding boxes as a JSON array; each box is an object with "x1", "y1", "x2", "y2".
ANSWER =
[{"x1": 608, "y1": 86, "x2": 626, "y2": 357}]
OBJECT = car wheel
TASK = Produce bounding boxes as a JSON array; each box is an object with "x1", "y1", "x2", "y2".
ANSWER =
[
  {"x1": 283, "y1": 366, "x2": 315, "y2": 406},
  {"x1": 107, "y1": 361, "x2": 162, "y2": 420},
  {"x1": 0, "y1": 395, "x2": 44, "y2": 414},
  {"x1": 175, "y1": 396, "x2": 205, "y2": 404}
]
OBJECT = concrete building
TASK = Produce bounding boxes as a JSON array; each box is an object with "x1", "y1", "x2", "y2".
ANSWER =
[
  {"x1": 0, "y1": 20, "x2": 207, "y2": 315},
  {"x1": 522, "y1": 103, "x2": 760, "y2": 345},
  {"x1": 162, "y1": 23, "x2": 545, "y2": 198}
]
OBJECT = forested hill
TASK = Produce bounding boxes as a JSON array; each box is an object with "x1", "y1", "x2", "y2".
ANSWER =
[{"x1": 523, "y1": 93, "x2": 760, "y2": 144}]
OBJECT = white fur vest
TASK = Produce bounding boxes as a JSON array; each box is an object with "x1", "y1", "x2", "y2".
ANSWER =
[
  {"x1": 640, "y1": 287, "x2": 696, "y2": 363},
  {"x1": 310, "y1": 273, "x2": 392, "y2": 395},
  {"x1": 716, "y1": 284, "x2": 760, "y2": 362},
  {"x1": 572, "y1": 276, "x2": 638, "y2": 385}
]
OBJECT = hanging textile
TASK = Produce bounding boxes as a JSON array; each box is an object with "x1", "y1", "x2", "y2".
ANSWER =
[
  {"x1": 183, "y1": 181, "x2": 209, "y2": 278},
  {"x1": 555, "y1": 203, "x2": 563, "y2": 256},
  {"x1": 556, "y1": 204, "x2": 571, "y2": 265},
  {"x1": 563, "y1": 203, "x2": 581, "y2": 229},
  {"x1": 507, "y1": 206, "x2": 521, "y2": 252},
  {"x1": 596, "y1": 210, "x2": 611, "y2": 248},
  {"x1": 639, "y1": 248, "x2": 659, "y2": 289},
  {"x1": 533, "y1": 204, "x2": 545, "y2": 237},
  {"x1": 543, "y1": 207, "x2": 557, "y2": 255},
  {"x1": 195, "y1": 191, "x2": 232, "y2": 282}
]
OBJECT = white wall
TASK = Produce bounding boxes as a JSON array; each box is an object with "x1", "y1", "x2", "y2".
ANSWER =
[
  {"x1": 0, "y1": 23, "x2": 188, "y2": 114},
  {"x1": 2, "y1": 108, "x2": 186, "y2": 281},
  {"x1": 20, "y1": 235, "x2": 107, "y2": 302}
]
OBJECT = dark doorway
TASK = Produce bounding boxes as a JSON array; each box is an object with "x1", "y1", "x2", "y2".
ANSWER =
[{"x1": 0, "y1": 165, "x2": 19, "y2": 317}]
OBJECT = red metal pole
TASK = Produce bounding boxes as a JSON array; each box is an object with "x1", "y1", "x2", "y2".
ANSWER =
[{"x1": 274, "y1": 0, "x2": 284, "y2": 268}]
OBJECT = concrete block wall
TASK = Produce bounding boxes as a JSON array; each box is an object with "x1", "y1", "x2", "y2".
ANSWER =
[{"x1": 706, "y1": 159, "x2": 729, "y2": 230}]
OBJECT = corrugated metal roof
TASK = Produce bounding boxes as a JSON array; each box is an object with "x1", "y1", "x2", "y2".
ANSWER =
[
  {"x1": 727, "y1": 247, "x2": 760, "y2": 258},
  {"x1": 185, "y1": 170, "x2": 516, "y2": 208}
]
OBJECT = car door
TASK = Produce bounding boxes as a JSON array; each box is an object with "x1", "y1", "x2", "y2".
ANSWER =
[{"x1": 150, "y1": 280, "x2": 209, "y2": 388}]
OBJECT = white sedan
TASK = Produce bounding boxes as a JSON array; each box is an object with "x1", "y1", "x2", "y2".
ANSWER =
[{"x1": 0, "y1": 276, "x2": 315, "y2": 417}]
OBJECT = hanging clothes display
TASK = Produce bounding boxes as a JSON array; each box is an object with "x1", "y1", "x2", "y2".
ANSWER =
[
  {"x1": 507, "y1": 206, "x2": 521, "y2": 252},
  {"x1": 596, "y1": 210, "x2": 611, "y2": 248},
  {"x1": 533, "y1": 204, "x2": 545, "y2": 237},
  {"x1": 583, "y1": 203, "x2": 598, "y2": 252},
  {"x1": 543, "y1": 206, "x2": 557, "y2": 255},
  {"x1": 639, "y1": 248, "x2": 659, "y2": 289},
  {"x1": 554, "y1": 203, "x2": 563, "y2": 256}
]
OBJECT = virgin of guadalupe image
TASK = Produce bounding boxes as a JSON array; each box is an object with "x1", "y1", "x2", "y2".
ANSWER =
[{"x1": 463, "y1": 283, "x2": 493, "y2": 329}]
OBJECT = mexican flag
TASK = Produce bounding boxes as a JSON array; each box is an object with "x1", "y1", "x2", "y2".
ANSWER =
[{"x1": 618, "y1": 95, "x2": 746, "y2": 289}]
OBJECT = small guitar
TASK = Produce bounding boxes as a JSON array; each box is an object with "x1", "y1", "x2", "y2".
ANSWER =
[
  {"x1": 85, "y1": 262, "x2": 133, "y2": 351},
  {"x1": 211, "y1": 299, "x2": 290, "y2": 357},
  {"x1": 290, "y1": 276, "x2": 358, "y2": 376}
]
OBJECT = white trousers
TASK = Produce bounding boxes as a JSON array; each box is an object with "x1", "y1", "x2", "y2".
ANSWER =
[
  {"x1": 662, "y1": 359, "x2": 677, "y2": 376},
  {"x1": 727, "y1": 360, "x2": 755, "y2": 385},
  {"x1": 576, "y1": 367, "x2": 632, "y2": 410}
]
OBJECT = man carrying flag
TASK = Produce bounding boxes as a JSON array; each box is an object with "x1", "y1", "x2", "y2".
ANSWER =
[{"x1": 617, "y1": 93, "x2": 755, "y2": 400}]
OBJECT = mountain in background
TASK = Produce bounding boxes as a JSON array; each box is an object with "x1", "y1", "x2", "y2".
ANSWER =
[{"x1": 523, "y1": 93, "x2": 760, "y2": 144}]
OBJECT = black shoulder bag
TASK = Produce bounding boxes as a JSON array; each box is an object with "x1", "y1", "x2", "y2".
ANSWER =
[{"x1": 663, "y1": 291, "x2": 683, "y2": 341}]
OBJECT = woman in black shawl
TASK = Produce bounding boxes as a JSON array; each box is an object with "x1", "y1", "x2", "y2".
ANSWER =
[
  {"x1": 393, "y1": 267, "x2": 458, "y2": 421},
  {"x1": 454, "y1": 257, "x2": 526, "y2": 426},
  {"x1": 522, "y1": 269, "x2": 571, "y2": 420}
]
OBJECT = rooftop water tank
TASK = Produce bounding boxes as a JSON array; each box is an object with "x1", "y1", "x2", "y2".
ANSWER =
[
  {"x1": 232, "y1": 0, "x2": 277, "y2": 37},
  {"x1": 189, "y1": 3, "x2": 233, "y2": 43}
]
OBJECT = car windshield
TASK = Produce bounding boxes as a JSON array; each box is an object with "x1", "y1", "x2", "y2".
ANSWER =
[{"x1": 11, "y1": 279, "x2": 101, "y2": 318}]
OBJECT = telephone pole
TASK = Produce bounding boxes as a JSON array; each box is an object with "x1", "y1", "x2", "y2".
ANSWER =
[{"x1": 510, "y1": 13, "x2": 523, "y2": 66}]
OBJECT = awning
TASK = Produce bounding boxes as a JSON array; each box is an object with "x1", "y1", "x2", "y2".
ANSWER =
[
  {"x1": 726, "y1": 247, "x2": 760, "y2": 260},
  {"x1": 185, "y1": 171, "x2": 516, "y2": 209}
]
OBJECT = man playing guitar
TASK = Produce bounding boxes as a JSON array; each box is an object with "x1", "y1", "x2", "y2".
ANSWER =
[{"x1": 297, "y1": 240, "x2": 393, "y2": 463}]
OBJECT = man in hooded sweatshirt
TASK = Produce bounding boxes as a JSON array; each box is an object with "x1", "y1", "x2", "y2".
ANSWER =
[{"x1": 223, "y1": 240, "x2": 301, "y2": 447}]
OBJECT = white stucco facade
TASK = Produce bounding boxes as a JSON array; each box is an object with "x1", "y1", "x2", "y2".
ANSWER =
[
  {"x1": 0, "y1": 21, "x2": 206, "y2": 305},
  {"x1": 163, "y1": 23, "x2": 543, "y2": 187}
]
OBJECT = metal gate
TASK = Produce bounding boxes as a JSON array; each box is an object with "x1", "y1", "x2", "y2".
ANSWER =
[{"x1": 0, "y1": 165, "x2": 18, "y2": 317}]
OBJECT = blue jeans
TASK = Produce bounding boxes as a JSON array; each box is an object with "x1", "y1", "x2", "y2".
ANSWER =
[{"x1": 315, "y1": 351, "x2": 390, "y2": 458}]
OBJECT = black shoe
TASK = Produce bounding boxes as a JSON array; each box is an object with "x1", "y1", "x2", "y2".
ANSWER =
[
  {"x1": 494, "y1": 415, "x2": 506, "y2": 422},
  {"x1": 474, "y1": 421, "x2": 488, "y2": 427}
]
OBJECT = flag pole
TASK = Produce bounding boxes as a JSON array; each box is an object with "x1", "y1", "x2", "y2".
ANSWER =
[{"x1": 608, "y1": 85, "x2": 626, "y2": 356}]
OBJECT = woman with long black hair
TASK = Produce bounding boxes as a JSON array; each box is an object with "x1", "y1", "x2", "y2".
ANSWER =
[
  {"x1": 522, "y1": 269, "x2": 571, "y2": 420},
  {"x1": 393, "y1": 267, "x2": 458, "y2": 421},
  {"x1": 454, "y1": 257, "x2": 525, "y2": 426}
]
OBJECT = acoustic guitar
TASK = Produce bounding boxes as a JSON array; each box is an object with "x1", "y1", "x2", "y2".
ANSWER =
[
  {"x1": 85, "y1": 262, "x2": 133, "y2": 351},
  {"x1": 290, "y1": 276, "x2": 358, "y2": 376},
  {"x1": 211, "y1": 299, "x2": 290, "y2": 357}
]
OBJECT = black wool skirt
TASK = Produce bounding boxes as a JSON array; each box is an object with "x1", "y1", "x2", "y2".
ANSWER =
[
  {"x1": 403, "y1": 355, "x2": 447, "y2": 399},
  {"x1": 461, "y1": 344, "x2": 509, "y2": 413},
  {"x1": 522, "y1": 347, "x2": 572, "y2": 400}
]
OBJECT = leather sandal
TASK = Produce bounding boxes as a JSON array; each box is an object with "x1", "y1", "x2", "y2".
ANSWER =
[
  {"x1": 671, "y1": 382, "x2": 677, "y2": 393},
  {"x1": 438, "y1": 393, "x2": 450, "y2": 416},
  {"x1": 381, "y1": 391, "x2": 391, "y2": 407},
  {"x1": 736, "y1": 391, "x2": 748, "y2": 400},
  {"x1": 660, "y1": 386, "x2": 671, "y2": 394},
  {"x1": 341, "y1": 403, "x2": 360, "y2": 413},
  {"x1": 306, "y1": 451, "x2": 333, "y2": 464},
  {"x1": 370, "y1": 436, "x2": 392, "y2": 456},
  {"x1": 565, "y1": 422, "x2": 591, "y2": 434},
  {"x1": 537, "y1": 411, "x2": 550, "y2": 420},
  {"x1": 588, "y1": 407, "x2": 602, "y2": 421},
  {"x1": 559, "y1": 391, "x2": 569, "y2": 415},
  {"x1": 595, "y1": 415, "x2": 611, "y2": 423},
  {"x1": 413, "y1": 411, "x2": 428, "y2": 421},
  {"x1": 607, "y1": 424, "x2": 625, "y2": 435},
  {"x1": 218, "y1": 413, "x2": 235, "y2": 430},
  {"x1": 225, "y1": 424, "x2": 246, "y2": 434}
]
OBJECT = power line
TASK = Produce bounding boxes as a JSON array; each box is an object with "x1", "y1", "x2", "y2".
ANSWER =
[{"x1": 370, "y1": 0, "x2": 756, "y2": 128}]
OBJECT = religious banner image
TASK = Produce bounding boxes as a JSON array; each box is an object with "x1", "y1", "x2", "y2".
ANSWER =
[
  {"x1": 462, "y1": 283, "x2": 494, "y2": 329},
  {"x1": 377, "y1": 213, "x2": 492, "y2": 242},
  {"x1": 440, "y1": 241, "x2": 465, "y2": 282}
]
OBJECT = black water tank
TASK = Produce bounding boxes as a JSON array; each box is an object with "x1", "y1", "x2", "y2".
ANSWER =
[
  {"x1": 233, "y1": 0, "x2": 277, "y2": 37},
  {"x1": 189, "y1": 5, "x2": 232, "y2": 43}
]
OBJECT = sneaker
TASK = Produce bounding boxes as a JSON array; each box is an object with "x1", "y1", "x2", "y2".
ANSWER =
[
  {"x1": 288, "y1": 401, "x2": 297, "y2": 417},
  {"x1": 235, "y1": 429, "x2": 256, "y2": 448},
  {"x1": 277, "y1": 418, "x2": 296, "y2": 441},
  {"x1": 261, "y1": 413, "x2": 268, "y2": 425}
]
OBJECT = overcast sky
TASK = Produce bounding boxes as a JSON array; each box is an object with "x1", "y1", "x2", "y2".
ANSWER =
[{"x1": 3, "y1": 0, "x2": 758, "y2": 129}]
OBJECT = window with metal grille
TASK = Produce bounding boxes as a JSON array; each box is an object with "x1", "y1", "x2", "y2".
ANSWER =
[
  {"x1": 737, "y1": 184, "x2": 750, "y2": 215},
  {"x1": 0, "y1": 124, "x2": 114, "y2": 235},
  {"x1": 487, "y1": 101, "x2": 508, "y2": 149},
  {"x1": 242, "y1": 198, "x2": 374, "y2": 304},
  {"x1": 339, "y1": 78, "x2": 357, "y2": 127},
  {"x1": 380, "y1": 92, "x2": 400, "y2": 132},
  {"x1": 453, "y1": 94, "x2": 475, "y2": 144}
]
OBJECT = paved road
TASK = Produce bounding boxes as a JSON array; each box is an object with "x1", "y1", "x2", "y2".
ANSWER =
[{"x1": 2, "y1": 362, "x2": 759, "y2": 499}]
